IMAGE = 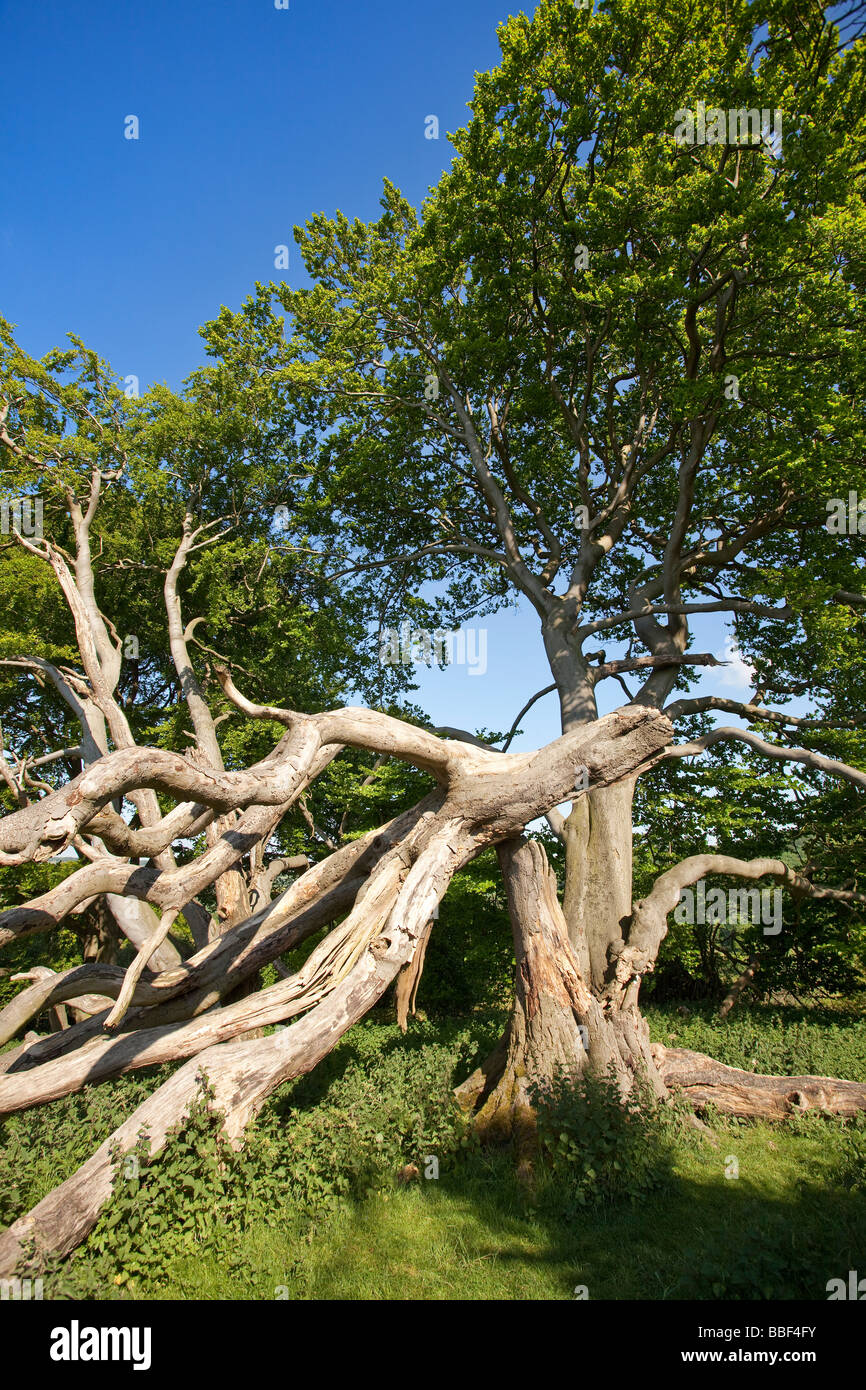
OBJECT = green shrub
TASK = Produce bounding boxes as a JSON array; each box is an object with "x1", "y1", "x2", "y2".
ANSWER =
[
  {"x1": 824, "y1": 1114, "x2": 866, "y2": 1195},
  {"x1": 530, "y1": 1066, "x2": 681, "y2": 1211},
  {"x1": 0, "y1": 1065, "x2": 171, "y2": 1229},
  {"x1": 677, "y1": 1219, "x2": 839, "y2": 1300}
]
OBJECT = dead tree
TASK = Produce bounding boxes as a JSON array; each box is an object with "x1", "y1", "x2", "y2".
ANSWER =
[
  {"x1": 0, "y1": 438, "x2": 865, "y2": 1277},
  {"x1": 0, "y1": 666, "x2": 864, "y2": 1273}
]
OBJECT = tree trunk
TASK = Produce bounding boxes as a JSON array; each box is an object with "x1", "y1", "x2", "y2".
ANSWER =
[
  {"x1": 79, "y1": 898, "x2": 119, "y2": 965},
  {"x1": 657, "y1": 1046, "x2": 866, "y2": 1119},
  {"x1": 207, "y1": 814, "x2": 253, "y2": 935},
  {"x1": 207, "y1": 813, "x2": 258, "y2": 1021},
  {"x1": 562, "y1": 778, "x2": 635, "y2": 988},
  {"x1": 456, "y1": 834, "x2": 664, "y2": 1153},
  {"x1": 718, "y1": 953, "x2": 760, "y2": 1019}
]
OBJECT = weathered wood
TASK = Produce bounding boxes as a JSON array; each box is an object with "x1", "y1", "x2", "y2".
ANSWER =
[
  {"x1": 395, "y1": 921, "x2": 432, "y2": 1031},
  {"x1": 0, "y1": 707, "x2": 674, "y2": 1269},
  {"x1": 657, "y1": 1046, "x2": 866, "y2": 1118},
  {"x1": 0, "y1": 800, "x2": 438, "y2": 1058},
  {"x1": 718, "y1": 955, "x2": 760, "y2": 1019},
  {"x1": 562, "y1": 779, "x2": 636, "y2": 989},
  {"x1": 0, "y1": 817, "x2": 470, "y2": 1275},
  {"x1": 462, "y1": 835, "x2": 664, "y2": 1147}
]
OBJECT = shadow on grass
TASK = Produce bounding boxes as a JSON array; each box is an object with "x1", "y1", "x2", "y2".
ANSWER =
[
  {"x1": 7, "y1": 1004, "x2": 864, "y2": 1302},
  {"x1": 285, "y1": 1139, "x2": 866, "y2": 1301},
  {"x1": 248, "y1": 1007, "x2": 866, "y2": 1301}
]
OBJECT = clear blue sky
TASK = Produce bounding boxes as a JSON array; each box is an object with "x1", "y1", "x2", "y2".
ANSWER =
[
  {"x1": 1, "y1": 0, "x2": 507, "y2": 386},
  {"x1": 1, "y1": 0, "x2": 765, "y2": 749}
]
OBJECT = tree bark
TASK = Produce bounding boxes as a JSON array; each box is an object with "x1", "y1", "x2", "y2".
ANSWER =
[
  {"x1": 562, "y1": 778, "x2": 635, "y2": 988},
  {"x1": 79, "y1": 897, "x2": 119, "y2": 965},
  {"x1": 657, "y1": 1046, "x2": 866, "y2": 1119},
  {"x1": 457, "y1": 834, "x2": 664, "y2": 1151},
  {"x1": 3, "y1": 692, "x2": 863, "y2": 1276},
  {"x1": 718, "y1": 954, "x2": 760, "y2": 1019}
]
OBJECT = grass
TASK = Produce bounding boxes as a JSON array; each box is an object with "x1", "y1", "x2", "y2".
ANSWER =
[
  {"x1": 163, "y1": 1107, "x2": 866, "y2": 1300},
  {"x1": 2, "y1": 1000, "x2": 865, "y2": 1301},
  {"x1": 113, "y1": 1118, "x2": 866, "y2": 1301},
  {"x1": 645, "y1": 996, "x2": 866, "y2": 1080}
]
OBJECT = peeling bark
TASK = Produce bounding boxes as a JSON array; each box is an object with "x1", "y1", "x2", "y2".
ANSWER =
[
  {"x1": 461, "y1": 835, "x2": 663, "y2": 1152},
  {"x1": 1, "y1": 686, "x2": 862, "y2": 1275}
]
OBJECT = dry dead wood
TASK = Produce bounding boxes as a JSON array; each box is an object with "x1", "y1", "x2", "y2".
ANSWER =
[
  {"x1": 1, "y1": 692, "x2": 863, "y2": 1278},
  {"x1": 656, "y1": 1046, "x2": 866, "y2": 1119}
]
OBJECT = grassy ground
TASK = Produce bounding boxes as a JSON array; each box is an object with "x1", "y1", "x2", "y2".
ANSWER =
[
  {"x1": 2, "y1": 999, "x2": 865, "y2": 1300},
  {"x1": 156, "y1": 1124, "x2": 865, "y2": 1302}
]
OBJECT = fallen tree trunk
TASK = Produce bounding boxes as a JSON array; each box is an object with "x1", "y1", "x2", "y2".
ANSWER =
[
  {"x1": 0, "y1": 803, "x2": 430, "y2": 1054},
  {"x1": 656, "y1": 1045, "x2": 866, "y2": 1119},
  {"x1": 0, "y1": 814, "x2": 469, "y2": 1275},
  {"x1": 0, "y1": 705, "x2": 672, "y2": 1269},
  {"x1": 2, "y1": 695, "x2": 864, "y2": 1278},
  {"x1": 0, "y1": 816, "x2": 461, "y2": 1115}
]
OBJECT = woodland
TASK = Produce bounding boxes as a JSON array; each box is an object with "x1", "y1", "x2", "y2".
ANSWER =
[{"x1": 0, "y1": 0, "x2": 864, "y2": 1297}]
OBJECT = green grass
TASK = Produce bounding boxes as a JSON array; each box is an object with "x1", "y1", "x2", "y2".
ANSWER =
[
  {"x1": 108, "y1": 1120, "x2": 866, "y2": 1301},
  {"x1": 2, "y1": 1001, "x2": 865, "y2": 1301},
  {"x1": 646, "y1": 997, "x2": 866, "y2": 1081}
]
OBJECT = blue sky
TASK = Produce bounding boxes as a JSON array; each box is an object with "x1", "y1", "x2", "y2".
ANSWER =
[
  {"x1": 1, "y1": 0, "x2": 761, "y2": 750},
  {"x1": 1, "y1": 0, "x2": 507, "y2": 385}
]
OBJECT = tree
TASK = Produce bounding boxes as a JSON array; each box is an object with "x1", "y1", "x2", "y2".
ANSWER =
[
  {"x1": 197, "y1": 0, "x2": 866, "y2": 1113},
  {"x1": 1, "y1": 0, "x2": 866, "y2": 1273}
]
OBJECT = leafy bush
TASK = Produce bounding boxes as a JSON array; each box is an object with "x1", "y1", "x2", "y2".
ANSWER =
[
  {"x1": 677, "y1": 1218, "x2": 845, "y2": 1300},
  {"x1": 0, "y1": 1064, "x2": 171, "y2": 1229},
  {"x1": 681, "y1": 1229, "x2": 811, "y2": 1299},
  {"x1": 824, "y1": 1114, "x2": 866, "y2": 1195},
  {"x1": 3, "y1": 1010, "x2": 865, "y2": 1300},
  {"x1": 417, "y1": 851, "x2": 513, "y2": 1014},
  {"x1": 530, "y1": 1066, "x2": 681, "y2": 1210}
]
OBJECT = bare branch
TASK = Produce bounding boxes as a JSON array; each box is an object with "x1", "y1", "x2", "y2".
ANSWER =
[
  {"x1": 656, "y1": 726, "x2": 866, "y2": 791},
  {"x1": 664, "y1": 696, "x2": 859, "y2": 730}
]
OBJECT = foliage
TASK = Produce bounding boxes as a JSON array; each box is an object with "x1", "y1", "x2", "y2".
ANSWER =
[
  {"x1": 678, "y1": 1218, "x2": 844, "y2": 1300},
  {"x1": 825, "y1": 1112, "x2": 866, "y2": 1195},
  {"x1": 199, "y1": 0, "x2": 866, "y2": 729},
  {"x1": 647, "y1": 997, "x2": 866, "y2": 1080},
  {"x1": 1, "y1": 1018, "x2": 494, "y2": 1293},
  {"x1": 415, "y1": 850, "x2": 514, "y2": 1015},
  {"x1": 635, "y1": 732, "x2": 866, "y2": 1001},
  {"x1": 3, "y1": 1008, "x2": 865, "y2": 1299},
  {"x1": 0, "y1": 1062, "x2": 171, "y2": 1232},
  {"x1": 530, "y1": 1065, "x2": 681, "y2": 1210}
]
